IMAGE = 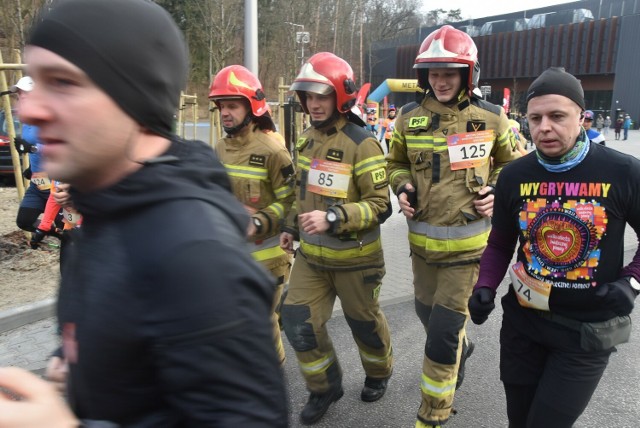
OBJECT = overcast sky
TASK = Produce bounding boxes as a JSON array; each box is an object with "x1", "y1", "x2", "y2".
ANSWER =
[{"x1": 424, "y1": 0, "x2": 578, "y2": 20}]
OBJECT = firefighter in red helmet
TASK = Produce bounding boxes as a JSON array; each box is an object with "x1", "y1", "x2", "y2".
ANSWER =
[
  {"x1": 280, "y1": 52, "x2": 394, "y2": 425},
  {"x1": 209, "y1": 65, "x2": 295, "y2": 365},
  {"x1": 386, "y1": 25, "x2": 521, "y2": 427}
]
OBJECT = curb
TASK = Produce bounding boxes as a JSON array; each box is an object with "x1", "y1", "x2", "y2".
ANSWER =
[
  {"x1": 0, "y1": 295, "x2": 412, "y2": 336},
  {"x1": 0, "y1": 298, "x2": 55, "y2": 334}
]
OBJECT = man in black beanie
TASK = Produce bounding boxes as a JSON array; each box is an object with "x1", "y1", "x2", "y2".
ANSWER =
[
  {"x1": 0, "y1": 0, "x2": 288, "y2": 426},
  {"x1": 469, "y1": 67, "x2": 640, "y2": 426}
]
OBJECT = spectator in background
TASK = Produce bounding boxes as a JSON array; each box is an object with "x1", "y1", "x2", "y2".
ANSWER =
[
  {"x1": 583, "y1": 110, "x2": 606, "y2": 146},
  {"x1": 379, "y1": 104, "x2": 397, "y2": 153},
  {"x1": 518, "y1": 113, "x2": 530, "y2": 141},
  {"x1": 365, "y1": 107, "x2": 380, "y2": 137},
  {"x1": 509, "y1": 119, "x2": 530, "y2": 155},
  {"x1": 12, "y1": 77, "x2": 56, "y2": 234},
  {"x1": 603, "y1": 115, "x2": 611, "y2": 136},
  {"x1": 623, "y1": 114, "x2": 632, "y2": 140},
  {"x1": 614, "y1": 115, "x2": 624, "y2": 140},
  {"x1": 595, "y1": 113, "x2": 604, "y2": 133}
]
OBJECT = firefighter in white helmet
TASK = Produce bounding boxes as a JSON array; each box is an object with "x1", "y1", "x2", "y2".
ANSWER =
[{"x1": 386, "y1": 25, "x2": 521, "y2": 427}]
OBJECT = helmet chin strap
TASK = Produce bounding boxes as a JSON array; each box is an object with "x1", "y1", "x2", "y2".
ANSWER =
[
  {"x1": 224, "y1": 113, "x2": 253, "y2": 135},
  {"x1": 310, "y1": 110, "x2": 340, "y2": 129}
]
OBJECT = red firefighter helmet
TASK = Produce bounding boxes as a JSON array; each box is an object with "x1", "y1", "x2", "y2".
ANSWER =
[
  {"x1": 290, "y1": 52, "x2": 358, "y2": 114},
  {"x1": 209, "y1": 65, "x2": 269, "y2": 117},
  {"x1": 413, "y1": 25, "x2": 480, "y2": 93}
]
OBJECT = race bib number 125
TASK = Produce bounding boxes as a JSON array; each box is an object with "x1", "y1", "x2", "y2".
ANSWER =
[{"x1": 447, "y1": 130, "x2": 493, "y2": 170}]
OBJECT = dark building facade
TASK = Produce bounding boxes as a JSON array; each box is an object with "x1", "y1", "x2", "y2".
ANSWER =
[{"x1": 369, "y1": 0, "x2": 640, "y2": 126}]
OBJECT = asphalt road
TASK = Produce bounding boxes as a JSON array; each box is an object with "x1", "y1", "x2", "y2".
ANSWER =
[{"x1": 281, "y1": 268, "x2": 640, "y2": 428}]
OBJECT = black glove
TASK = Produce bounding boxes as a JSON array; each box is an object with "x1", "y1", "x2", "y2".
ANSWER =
[
  {"x1": 468, "y1": 287, "x2": 496, "y2": 325},
  {"x1": 14, "y1": 136, "x2": 37, "y2": 155},
  {"x1": 478, "y1": 185, "x2": 495, "y2": 199},
  {"x1": 595, "y1": 277, "x2": 638, "y2": 316},
  {"x1": 29, "y1": 228, "x2": 47, "y2": 249},
  {"x1": 397, "y1": 183, "x2": 417, "y2": 209},
  {"x1": 22, "y1": 166, "x2": 32, "y2": 180},
  {"x1": 29, "y1": 227, "x2": 64, "y2": 249}
]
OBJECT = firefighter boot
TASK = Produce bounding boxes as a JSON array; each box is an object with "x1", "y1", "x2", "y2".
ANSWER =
[
  {"x1": 300, "y1": 386, "x2": 344, "y2": 425},
  {"x1": 455, "y1": 340, "x2": 475, "y2": 390},
  {"x1": 361, "y1": 375, "x2": 390, "y2": 402}
]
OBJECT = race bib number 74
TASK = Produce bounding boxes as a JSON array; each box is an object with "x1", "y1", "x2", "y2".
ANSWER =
[
  {"x1": 307, "y1": 158, "x2": 351, "y2": 198},
  {"x1": 509, "y1": 262, "x2": 551, "y2": 311}
]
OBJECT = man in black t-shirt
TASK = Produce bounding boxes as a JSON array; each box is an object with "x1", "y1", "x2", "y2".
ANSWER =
[{"x1": 468, "y1": 67, "x2": 640, "y2": 427}]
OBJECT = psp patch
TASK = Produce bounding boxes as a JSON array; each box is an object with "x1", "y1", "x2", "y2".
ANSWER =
[
  {"x1": 249, "y1": 154, "x2": 266, "y2": 167},
  {"x1": 467, "y1": 121, "x2": 486, "y2": 132},
  {"x1": 370, "y1": 168, "x2": 387, "y2": 184},
  {"x1": 326, "y1": 149, "x2": 344, "y2": 162},
  {"x1": 408, "y1": 116, "x2": 429, "y2": 129}
]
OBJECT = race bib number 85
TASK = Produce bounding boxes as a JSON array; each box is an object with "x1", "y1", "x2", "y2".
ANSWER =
[{"x1": 307, "y1": 159, "x2": 351, "y2": 198}]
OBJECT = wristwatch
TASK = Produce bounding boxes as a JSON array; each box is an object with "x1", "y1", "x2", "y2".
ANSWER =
[
  {"x1": 252, "y1": 217, "x2": 263, "y2": 234},
  {"x1": 326, "y1": 209, "x2": 340, "y2": 234},
  {"x1": 628, "y1": 276, "x2": 640, "y2": 293}
]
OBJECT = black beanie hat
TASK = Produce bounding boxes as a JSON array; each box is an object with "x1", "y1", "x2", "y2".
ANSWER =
[
  {"x1": 28, "y1": 0, "x2": 188, "y2": 138},
  {"x1": 526, "y1": 67, "x2": 585, "y2": 110}
]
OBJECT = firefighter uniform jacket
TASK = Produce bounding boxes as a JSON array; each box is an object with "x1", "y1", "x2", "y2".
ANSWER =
[
  {"x1": 216, "y1": 125, "x2": 295, "y2": 269},
  {"x1": 387, "y1": 93, "x2": 521, "y2": 264},
  {"x1": 284, "y1": 115, "x2": 391, "y2": 270}
]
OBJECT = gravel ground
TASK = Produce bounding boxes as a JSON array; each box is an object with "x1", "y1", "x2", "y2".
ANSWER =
[{"x1": 0, "y1": 186, "x2": 59, "y2": 312}]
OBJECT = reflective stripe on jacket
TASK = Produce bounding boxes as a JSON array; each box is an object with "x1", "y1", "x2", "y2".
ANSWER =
[
  {"x1": 216, "y1": 125, "x2": 295, "y2": 267},
  {"x1": 249, "y1": 234, "x2": 288, "y2": 262},
  {"x1": 407, "y1": 217, "x2": 491, "y2": 255},
  {"x1": 387, "y1": 93, "x2": 521, "y2": 263},
  {"x1": 284, "y1": 115, "x2": 391, "y2": 269}
]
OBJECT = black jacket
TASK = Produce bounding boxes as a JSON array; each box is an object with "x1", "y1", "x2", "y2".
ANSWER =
[{"x1": 60, "y1": 138, "x2": 287, "y2": 427}]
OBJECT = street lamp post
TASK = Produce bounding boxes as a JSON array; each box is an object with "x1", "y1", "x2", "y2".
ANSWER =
[{"x1": 284, "y1": 22, "x2": 309, "y2": 66}]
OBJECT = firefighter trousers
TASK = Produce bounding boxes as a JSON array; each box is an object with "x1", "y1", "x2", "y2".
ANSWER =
[
  {"x1": 264, "y1": 255, "x2": 292, "y2": 365},
  {"x1": 281, "y1": 255, "x2": 393, "y2": 393},
  {"x1": 412, "y1": 255, "x2": 478, "y2": 426}
]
